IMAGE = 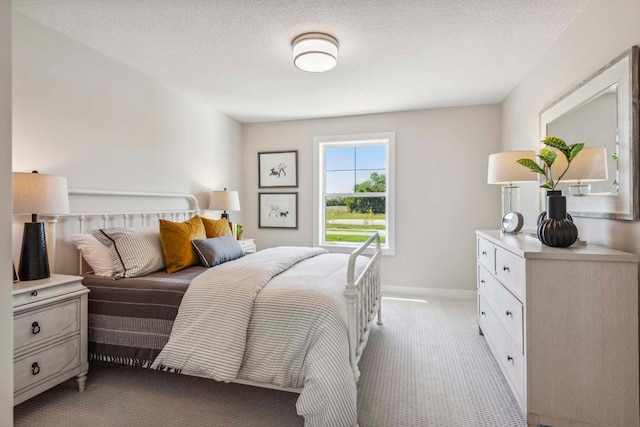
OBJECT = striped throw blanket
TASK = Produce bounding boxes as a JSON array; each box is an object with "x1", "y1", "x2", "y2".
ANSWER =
[{"x1": 152, "y1": 247, "x2": 360, "y2": 426}]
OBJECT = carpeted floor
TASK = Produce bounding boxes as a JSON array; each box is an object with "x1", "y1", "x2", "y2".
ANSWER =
[{"x1": 15, "y1": 296, "x2": 525, "y2": 427}]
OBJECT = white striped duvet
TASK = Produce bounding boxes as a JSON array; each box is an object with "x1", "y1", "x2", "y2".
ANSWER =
[{"x1": 152, "y1": 247, "x2": 368, "y2": 427}]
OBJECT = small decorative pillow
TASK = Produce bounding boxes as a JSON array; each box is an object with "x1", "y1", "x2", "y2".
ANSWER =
[
  {"x1": 159, "y1": 216, "x2": 206, "y2": 273},
  {"x1": 192, "y1": 236, "x2": 245, "y2": 267},
  {"x1": 70, "y1": 234, "x2": 115, "y2": 276},
  {"x1": 90, "y1": 227, "x2": 165, "y2": 278},
  {"x1": 199, "y1": 216, "x2": 232, "y2": 238}
]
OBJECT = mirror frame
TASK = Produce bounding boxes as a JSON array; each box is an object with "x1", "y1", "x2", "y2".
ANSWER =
[{"x1": 540, "y1": 46, "x2": 639, "y2": 220}]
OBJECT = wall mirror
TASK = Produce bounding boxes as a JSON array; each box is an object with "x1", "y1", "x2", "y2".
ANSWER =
[{"x1": 540, "y1": 46, "x2": 639, "y2": 220}]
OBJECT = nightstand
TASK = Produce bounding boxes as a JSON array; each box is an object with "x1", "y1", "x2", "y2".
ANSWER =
[
  {"x1": 13, "y1": 274, "x2": 90, "y2": 406},
  {"x1": 238, "y1": 238, "x2": 257, "y2": 254}
]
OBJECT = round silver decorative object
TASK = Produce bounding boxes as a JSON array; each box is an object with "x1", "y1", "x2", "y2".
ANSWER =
[{"x1": 501, "y1": 211, "x2": 524, "y2": 234}]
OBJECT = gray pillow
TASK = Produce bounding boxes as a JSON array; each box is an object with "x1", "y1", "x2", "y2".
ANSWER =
[{"x1": 192, "y1": 236, "x2": 245, "y2": 267}]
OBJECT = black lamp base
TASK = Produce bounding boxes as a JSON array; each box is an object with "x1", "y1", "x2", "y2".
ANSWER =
[{"x1": 19, "y1": 222, "x2": 50, "y2": 281}]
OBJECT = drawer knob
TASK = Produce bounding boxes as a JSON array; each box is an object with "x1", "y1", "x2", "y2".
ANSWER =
[
  {"x1": 502, "y1": 266, "x2": 510, "y2": 272},
  {"x1": 31, "y1": 362, "x2": 40, "y2": 376},
  {"x1": 31, "y1": 290, "x2": 38, "y2": 297},
  {"x1": 481, "y1": 311, "x2": 486, "y2": 316},
  {"x1": 31, "y1": 322, "x2": 41, "y2": 335},
  {"x1": 480, "y1": 280, "x2": 485, "y2": 284},
  {"x1": 507, "y1": 355, "x2": 513, "y2": 363},
  {"x1": 482, "y1": 251, "x2": 487, "y2": 255},
  {"x1": 505, "y1": 311, "x2": 512, "y2": 317}
]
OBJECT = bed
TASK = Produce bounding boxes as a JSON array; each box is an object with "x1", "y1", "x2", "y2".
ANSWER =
[{"x1": 49, "y1": 189, "x2": 382, "y2": 427}]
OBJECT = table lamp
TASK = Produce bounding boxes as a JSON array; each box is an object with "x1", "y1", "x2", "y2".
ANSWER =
[
  {"x1": 13, "y1": 171, "x2": 70, "y2": 281},
  {"x1": 209, "y1": 188, "x2": 241, "y2": 221},
  {"x1": 488, "y1": 151, "x2": 537, "y2": 216},
  {"x1": 551, "y1": 147, "x2": 608, "y2": 196}
]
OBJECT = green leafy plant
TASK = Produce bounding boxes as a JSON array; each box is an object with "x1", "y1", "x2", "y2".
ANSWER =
[
  {"x1": 236, "y1": 224, "x2": 243, "y2": 239},
  {"x1": 517, "y1": 136, "x2": 584, "y2": 190}
]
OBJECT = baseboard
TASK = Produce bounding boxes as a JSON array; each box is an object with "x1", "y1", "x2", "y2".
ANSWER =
[{"x1": 382, "y1": 285, "x2": 477, "y2": 299}]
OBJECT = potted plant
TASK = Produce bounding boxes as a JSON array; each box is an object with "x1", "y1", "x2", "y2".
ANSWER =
[
  {"x1": 517, "y1": 136, "x2": 584, "y2": 247},
  {"x1": 236, "y1": 224, "x2": 244, "y2": 240},
  {"x1": 516, "y1": 136, "x2": 584, "y2": 191}
]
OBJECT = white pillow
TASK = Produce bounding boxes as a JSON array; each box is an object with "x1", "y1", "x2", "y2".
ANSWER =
[
  {"x1": 70, "y1": 234, "x2": 115, "y2": 277},
  {"x1": 90, "y1": 228, "x2": 165, "y2": 278}
]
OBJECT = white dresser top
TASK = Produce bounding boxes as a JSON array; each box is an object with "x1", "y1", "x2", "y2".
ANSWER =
[{"x1": 476, "y1": 230, "x2": 639, "y2": 263}]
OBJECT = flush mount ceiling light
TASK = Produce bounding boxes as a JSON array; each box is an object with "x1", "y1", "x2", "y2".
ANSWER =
[{"x1": 292, "y1": 33, "x2": 339, "y2": 73}]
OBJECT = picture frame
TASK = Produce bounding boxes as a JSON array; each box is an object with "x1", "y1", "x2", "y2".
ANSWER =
[
  {"x1": 13, "y1": 263, "x2": 19, "y2": 283},
  {"x1": 258, "y1": 150, "x2": 298, "y2": 188},
  {"x1": 259, "y1": 192, "x2": 298, "y2": 229}
]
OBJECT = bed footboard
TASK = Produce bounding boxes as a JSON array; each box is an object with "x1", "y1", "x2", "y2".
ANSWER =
[{"x1": 344, "y1": 233, "x2": 382, "y2": 381}]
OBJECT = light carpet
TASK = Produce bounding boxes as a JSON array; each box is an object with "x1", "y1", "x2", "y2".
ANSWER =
[{"x1": 15, "y1": 296, "x2": 525, "y2": 427}]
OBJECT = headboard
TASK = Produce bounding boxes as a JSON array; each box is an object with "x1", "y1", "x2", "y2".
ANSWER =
[{"x1": 40, "y1": 189, "x2": 200, "y2": 275}]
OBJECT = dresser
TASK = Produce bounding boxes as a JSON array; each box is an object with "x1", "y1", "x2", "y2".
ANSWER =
[
  {"x1": 13, "y1": 274, "x2": 90, "y2": 406},
  {"x1": 476, "y1": 230, "x2": 639, "y2": 427},
  {"x1": 239, "y1": 238, "x2": 257, "y2": 254}
]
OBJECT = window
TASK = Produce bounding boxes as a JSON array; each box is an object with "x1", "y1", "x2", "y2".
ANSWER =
[{"x1": 313, "y1": 132, "x2": 395, "y2": 255}]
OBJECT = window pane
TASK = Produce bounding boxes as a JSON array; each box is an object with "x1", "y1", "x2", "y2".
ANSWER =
[
  {"x1": 326, "y1": 171, "x2": 355, "y2": 193},
  {"x1": 356, "y1": 145, "x2": 386, "y2": 170},
  {"x1": 355, "y1": 170, "x2": 386, "y2": 193},
  {"x1": 326, "y1": 146, "x2": 355, "y2": 171},
  {"x1": 324, "y1": 196, "x2": 386, "y2": 245}
]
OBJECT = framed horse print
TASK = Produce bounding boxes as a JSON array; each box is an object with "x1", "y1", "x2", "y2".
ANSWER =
[
  {"x1": 258, "y1": 150, "x2": 298, "y2": 188},
  {"x1": 259, "y1": 192, "x2": 298, "y2": 229}
]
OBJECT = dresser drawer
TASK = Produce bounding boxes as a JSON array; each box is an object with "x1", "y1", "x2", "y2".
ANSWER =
[
  {"x1": 479, "y1": 265, "x2": 524, "y2": 352},
  {"x1": 477, "y1": 237, "x2": 495, "y2": 272},
  {"x1": 494, "y1": 246, "x2": 525, "y2": 301},
  {"x1": 14, "y1": 335, "x2": 80, "y2": 395},
  {"x1": 479, "y1": 296, "x2": 525, "y2": 407},
  {"x1": 14, "y1": 298, "x2": 80, "y2": 353}
]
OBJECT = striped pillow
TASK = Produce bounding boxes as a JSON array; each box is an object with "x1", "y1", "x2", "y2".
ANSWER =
[{"x1": 90, "y1": 228, "x2": 165, "y2": 278}]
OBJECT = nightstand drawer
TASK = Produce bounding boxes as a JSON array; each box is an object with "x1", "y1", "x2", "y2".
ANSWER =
[
  {"x1": 14, "y1": 298, "x2": 80, "y2": 353},
  {"x1": 14, "y1": 335, "x2": 80, "y2": 394}
]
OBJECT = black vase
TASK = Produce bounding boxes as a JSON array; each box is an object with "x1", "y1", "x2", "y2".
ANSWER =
[
  {"x1": 537, "y1": 190, "x2": 573, "y2": 225},
  {"x1": 537, "y1": 195, "x2": 578, "y2": 247}
]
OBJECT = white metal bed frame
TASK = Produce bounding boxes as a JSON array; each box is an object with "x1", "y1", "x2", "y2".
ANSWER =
[{"x1": 44, "y1": 189, "x2": 382, "y2": 392}]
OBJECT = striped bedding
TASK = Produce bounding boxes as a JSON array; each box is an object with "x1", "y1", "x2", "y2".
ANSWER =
[
  {"x1": 84, "y1": 267, "x2": 208, "y2": 366},
  {"x1": 153, "y1": 247, "x2": 368, "y2": 427}
]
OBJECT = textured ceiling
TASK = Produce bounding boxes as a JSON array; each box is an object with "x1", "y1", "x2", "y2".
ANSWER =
[{"x1": 13, "y1": 0, "x2": 591, "y2": 123}]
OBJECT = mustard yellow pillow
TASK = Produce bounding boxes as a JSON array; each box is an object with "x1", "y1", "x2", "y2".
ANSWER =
[
  {"x1": 159, "y1": 216, "x2": 206, "y2": 273},
  {"x1": 199, "y1": 216, "x2": 232, "y2": 238}
]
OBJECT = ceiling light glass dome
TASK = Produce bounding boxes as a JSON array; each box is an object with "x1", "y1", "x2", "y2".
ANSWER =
[{"x1": 292, "y1": 33, "x2": 339, "y2": 73}]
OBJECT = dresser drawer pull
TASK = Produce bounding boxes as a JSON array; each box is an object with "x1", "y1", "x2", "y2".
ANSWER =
[
  {"x1": 481, "y1": 251, "x2": 487, "y2": 256},
  {"x1": 31, "y1": 362, "x2": 40, "y2": 376},
  {"x1": 505, "y1": 311, "x2": 512, "y2": 317},
  {"x1": 502, "y1": 266, "x2": 510, "y2": 272},
  {"x1": 480, "y1": 279, "x2": 485, "y2": 284},
  {"x1": 506, "y1": 355, "x2": 514, "y2": 363},
  {"x1": 31, "y1": 290, "x2": 38, "y2": 297},
  {"x1": 481, "y1": 311, "x2": 486, "y2": 316},
  {"x1": 31, "y1": 322, "x2": 41, "y2": 335}
]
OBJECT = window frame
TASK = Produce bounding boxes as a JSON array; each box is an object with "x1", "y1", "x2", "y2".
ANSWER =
[{"x1": 313, "y1": 132, "x2": 396, "y2": 256}]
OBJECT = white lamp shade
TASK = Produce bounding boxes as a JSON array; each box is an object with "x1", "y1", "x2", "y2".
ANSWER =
[
  {"x1": 487, "y1": 151, "x2": 538, "y2": 184},
  {"x1": 292, "y1": 33, "x2": 338, "y2": 73},
  {"x1": 13, "y1": 172, "x2": 70, "y2": 215},
  {"x1": 209, "y1": 190, "x2": 241, "y2": 211},
  {"x1": 551, "y1": 147, "x2": 608, "y2": 183}
]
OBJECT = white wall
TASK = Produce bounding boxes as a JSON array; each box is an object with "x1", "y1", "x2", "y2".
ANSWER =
[
  {"x1": 0, "y1": 1, "x2": 13, "y2": 424},
  {"x1": 501, "y1": 0, "x2": 640, "y2": 255},
  {"x1": 243, "y1": 105, "x2": 502, "y2": 291},
  {"x1": 12, "y1": 13, "x2": 243, "y2": 273}
]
